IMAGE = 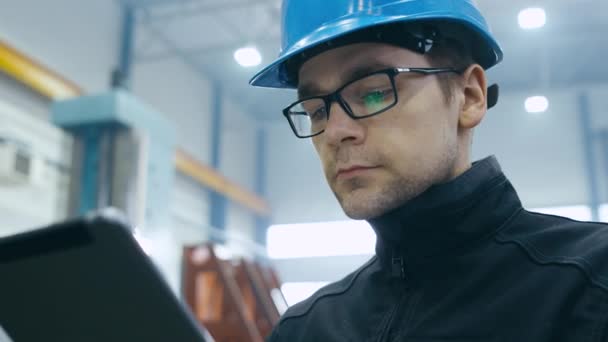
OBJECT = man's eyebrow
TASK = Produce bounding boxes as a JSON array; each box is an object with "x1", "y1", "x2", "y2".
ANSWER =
[
  {"x1": 297, "y1": 62, "x2": 394, "y2": 99},
  {"x1": 347, "y1": 63, "x2": 393, "y2": 82},
  {"x1": 297, "y1": 83, "x2": 324, "y2": 100}
]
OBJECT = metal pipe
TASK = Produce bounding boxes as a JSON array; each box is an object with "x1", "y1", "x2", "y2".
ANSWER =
[
  {"x1": 137, "y1": 0, "x2": 276, "y2": 22},
  {"x1": 209, "y1": 82, "x2": 226, "y2": 242},
  {"x1": 113, "y1": 4, "x2": 136, "y2": 89},
  {"x1": 211, "y1": 83, "x2": 222, "y2": 169},
  {"x1": 255, "y1": 126, "x2": 269, "y2": 246},
  {"x1": 578, "y1": 92, "x2": 600, "y2": 221},
  {"x1": 0, "y1": 40, "x2": 81, "y2": 99},
  {"x1": 78, "y1": 127, "x2": 102, "y2": 215},
  {"x1": 600, "y1": 130, "x2": 608, "y2": 215}
]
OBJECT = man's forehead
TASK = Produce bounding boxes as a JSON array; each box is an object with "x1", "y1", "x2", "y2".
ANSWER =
[{"x1": 296, "y1": 44, "x2": 420, "y2": 98}]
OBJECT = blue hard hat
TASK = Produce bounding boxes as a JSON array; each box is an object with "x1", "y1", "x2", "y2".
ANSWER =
[{"x1": 250, "y1": 0, "x2": 503, "y2": 88}]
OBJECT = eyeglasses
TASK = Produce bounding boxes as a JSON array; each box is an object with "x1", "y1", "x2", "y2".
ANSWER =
[{"x1": 283, "y1": 67, "x2": 462, "y2": 138}]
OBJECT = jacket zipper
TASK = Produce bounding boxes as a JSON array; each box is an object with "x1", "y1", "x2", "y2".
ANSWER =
[
  {"x1": 376, "y1": 253, "x2": 408, "y2": 342},
  {"x1": 391, "y1": 254, "x2": 406, "y2": 279}
]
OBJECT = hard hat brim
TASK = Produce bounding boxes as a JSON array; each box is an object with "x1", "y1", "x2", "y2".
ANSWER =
[{"x1": 250, "y1": 11, "x2": 502, "y2": 88}]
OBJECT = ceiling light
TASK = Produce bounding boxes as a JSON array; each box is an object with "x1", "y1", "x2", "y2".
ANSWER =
[
  {"x1": 525, "y1": 96, "x2": 549, "y2": 113},
  {"x1": 518, "y1": 7, "x2": 546, "y2": 29},
  {"x1": 234, "y1": 47, "x2": 262, "y2": 67}
]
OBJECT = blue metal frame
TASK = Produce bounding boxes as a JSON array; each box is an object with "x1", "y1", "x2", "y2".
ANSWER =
[
  {"x1": 75, "y1": 1, "x2": 136, "y2": 215},
  {"x1": 120, "y1": 5, "x2": 135, "y2": 82},
  {"x1": 78, "y1": 127, "x2": 102, "y2": 215},
  {"x1": 54, "y1": 91, "x2": 177, "y2": 228},
  {"x1": 209, "y1": 82, "x2": 227, "y2": 241},
  {"x1": 210, "y1": 83, "x2": 222, "y2": 168},
  {"x1": 120, "y1": 0, "x2": 202, "y2": 8},
  {"x1": 115, "y1": 3, "x2": 136, "y2": 89},
  {"x1": 254, "y1": 126, "x2": 270, "y2": 246},
  {"x1": 600, "y1": 130, "x2": 608, "y2": 209},
  {"x1": 578, "y1": 93, "x2": 601, "y2": 221}
]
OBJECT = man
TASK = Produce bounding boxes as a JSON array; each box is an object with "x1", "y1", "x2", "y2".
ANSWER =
[{"x1": 250, "y1": 1, "x2": 608, "y2": 341}]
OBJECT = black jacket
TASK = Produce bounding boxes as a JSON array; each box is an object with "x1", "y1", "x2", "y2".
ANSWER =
[{"x1": 268, "y1": 157, "x2": 608, "y2": 341}]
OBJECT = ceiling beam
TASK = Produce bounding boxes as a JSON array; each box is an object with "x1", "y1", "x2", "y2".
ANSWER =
[
  {"x1": 134, "y1": 35, "x2": 279, "y2": 62},
  {"x1": 137, "y1": 7, "x2": 214, "y2": 77},
  {"x1": 120, "y1": 0, "x2": 204, "y2": 9},
  {"x1": 142, "y1": 0, "x2": 277, "y2": 23},
  {"x1": 134, "y1": 28, "x2": 606, "y2": 64}
]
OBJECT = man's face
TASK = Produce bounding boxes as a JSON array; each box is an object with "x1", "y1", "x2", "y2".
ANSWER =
[{"x1": 298, "y1": 43, "x2": 465, "y2": 220}]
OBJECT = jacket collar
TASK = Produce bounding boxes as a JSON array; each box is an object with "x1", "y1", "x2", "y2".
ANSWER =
[{"x1": 368, "y1": 156, "x2": 522, "y2": 276}]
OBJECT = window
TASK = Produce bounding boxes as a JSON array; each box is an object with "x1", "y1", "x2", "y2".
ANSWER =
[
  {"x1": 267, "y1": 220, "x2": 375, "y2": 259},
  {"x1": 281, "y1": 282, "x2": 329, "y2": 306},
  {"x1": 529, "y1": 205, "x2": 592, "y2": 221},
  {"x1": 600, "y1": 204, "x2": 608, "y2": 223}
]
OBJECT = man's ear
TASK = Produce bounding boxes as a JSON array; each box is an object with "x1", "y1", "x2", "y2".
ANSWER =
[{"x1": 459, "y1": 64, "x2": 487, "y2": 129}]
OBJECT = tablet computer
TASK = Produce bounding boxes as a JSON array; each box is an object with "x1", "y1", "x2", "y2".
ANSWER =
[{"x1": 0, "y1": 212, "x2": 208, "y2": 342}]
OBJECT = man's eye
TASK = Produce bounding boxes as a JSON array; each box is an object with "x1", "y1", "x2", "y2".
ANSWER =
[
  {"x1": 309, "y1": 107, "x2": 327, "y2": 121},
  {"x1": 362, "y1": 89, "x2": 391, "y2": 105},
  {"x1": 360, "y1": 89, "x2": 393, "y2": 112}
]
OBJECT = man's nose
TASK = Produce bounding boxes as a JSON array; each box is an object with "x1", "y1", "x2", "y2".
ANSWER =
[{"x1": 322, "y1": 101, "x2": 366, "y2": 145}]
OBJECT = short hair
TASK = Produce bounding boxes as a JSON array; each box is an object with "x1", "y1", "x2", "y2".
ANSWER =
[{"x1": 426, "y1": 36, "x2": 475, "y2": 102}]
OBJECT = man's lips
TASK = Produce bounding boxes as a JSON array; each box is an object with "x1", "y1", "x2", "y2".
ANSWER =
[{"x1": 336, "y1": 165, "x2": 379, "y2": 179}]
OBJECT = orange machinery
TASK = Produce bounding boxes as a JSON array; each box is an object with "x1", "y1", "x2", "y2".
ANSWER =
[{"x1": 182, "y1": 244, "x2": 286, "y2": 341}]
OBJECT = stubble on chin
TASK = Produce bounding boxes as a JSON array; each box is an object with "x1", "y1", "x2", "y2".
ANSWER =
[
  {"x1": 332, "y1": 175, "x2": 423, "y2": 220},
  {"x1": 330, "y1": 157, "x2": 457, "y2": 220}
]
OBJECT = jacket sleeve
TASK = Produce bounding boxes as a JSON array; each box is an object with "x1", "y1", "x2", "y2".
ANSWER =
[
  {"x1": 588, "y1": 287, "x2": 608, "y2": 342},
  {"x1": 266, "y1": 325, "x2": 281, "y2": 342}
]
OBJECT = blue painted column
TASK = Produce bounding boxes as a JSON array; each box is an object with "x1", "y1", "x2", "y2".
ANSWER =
[
  {"x1": 254, "y1": 126, "x2": 270, "y2": 247},
  {"x1": 209, "y1": 83, "x2": 227, "y2": 243},
  {"x1": 78, "y1": 127, "x2": 102, "y2": 214},
  {"x1": 76, "y1": 123, "x2": 124, "y2": 215},
  {"x1": 600, "y1": 130, "x2": 608, "y2": 213},
  {"x1": 53, "y1": 91, "x2": 176, "y2": 229},
  {"x1": 74, "y1": 2, "x2": 136, "y2": 214},
  {"x1": 112, "y1": 3, "x2": 136, "y2": 89},
  {"x1": 578, "y1": 93, "x2": 600, "y2": 221}
]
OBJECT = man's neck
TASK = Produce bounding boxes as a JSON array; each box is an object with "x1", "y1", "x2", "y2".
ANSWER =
[{"x1": 367, "y1": 156, "x2": 522, "y2": 275}]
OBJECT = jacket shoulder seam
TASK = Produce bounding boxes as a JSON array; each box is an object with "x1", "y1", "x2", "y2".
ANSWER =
[
  {"x1": 523, "y1": 209, "x2": 608, "y2": 226},
  {"x1": 278, "y1": 256, "x2": 378, "y2": 325},
  {"x1": 495, "y1": 226, "x2": 608, "y2": 293}
]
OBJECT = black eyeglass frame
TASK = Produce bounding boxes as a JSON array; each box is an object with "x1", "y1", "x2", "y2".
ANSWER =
[{"x1": 282, "y1": 67, "x2": 463, "y2": 138}]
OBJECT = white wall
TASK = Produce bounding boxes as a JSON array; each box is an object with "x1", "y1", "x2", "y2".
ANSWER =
[
  {"x1": 132, "y1": 58, "x2": 260, "y2": 253},
  {"x1": 132, "y1": 59, "x2": 213, "y2": 164},
  {"x1": 266, "y1": 85, "x2": 608, "y2": 225},
  {"x1": 0, "y1": 0, "x2": 120, "y2": 94},
  {"x1": 0, "y1": 99, "x2": 72, "y2": 236},
  {"x1": 0, "y1": 0, "x2": 118, "y2": 231},
  {"x1": 130, "y1": 59, "x2": 260, "y2": 283},
  {"x1": 170, "y1": 174, "x2": 210, "y2": 242},
  {"x1": 0, "y1": 0, "x2": 262, "y2": 289},
  {"x1": 0, "y1": 0, "x2": 261, "y2": 240},
  {"x1": 220, "y1": 98, "x2": 256, "y2": 191},
  {"x1": 221, "y1": 97, "x2": 258, "y2": 256},
  {"x1": 473, "y1": 85, "x2": 608, "y2": 207},
  {"x1": 0, "y1": 73, "x2": 50, "y2": 120}
]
